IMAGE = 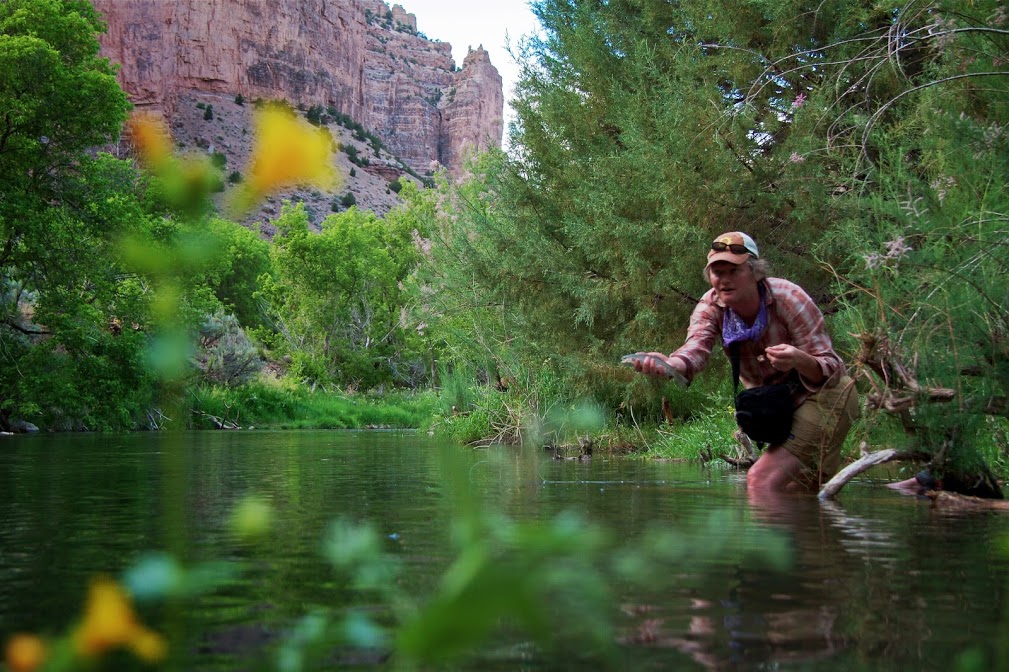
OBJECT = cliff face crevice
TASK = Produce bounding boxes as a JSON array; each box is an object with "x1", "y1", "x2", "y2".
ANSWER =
[{"x1": 91, "y1": 0, "x2": 503, "y2": 173}]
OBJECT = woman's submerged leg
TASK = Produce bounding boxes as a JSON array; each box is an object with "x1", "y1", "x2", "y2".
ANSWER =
[{"x1": 746, "y1": 446, "x2": 808, "y2": 492}]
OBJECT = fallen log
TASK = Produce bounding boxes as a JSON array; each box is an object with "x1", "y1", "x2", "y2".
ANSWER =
[{"x1": 818, "y1": 448, "x2": 930, "y2": 500}]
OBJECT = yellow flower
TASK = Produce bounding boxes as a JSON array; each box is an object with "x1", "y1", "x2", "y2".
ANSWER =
[
  {"x1": 244, "y1": 106, "x2": 339, "y2": 199},
  {"x1": 4, "y1": 634, "x2": 46, "y2": 672},
  {"x1": 126, "y1": 112, "x2": 217, "y2": 218},
  {"x1": 127, "y1": 112, "x2": 173, "y2": 169},
  {"x1": 73, "y1": 577, "x2": 167, "y2": 663}
]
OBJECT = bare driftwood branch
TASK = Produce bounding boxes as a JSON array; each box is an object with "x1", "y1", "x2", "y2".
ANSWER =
[
  {"x1": 818, "y1": 448, "x2": 931, "y2": 500},
  {"x1": 193, "y1": 410, "x2": 240, "y2": 430},
  {"x1": 721, "y1": 455, "x2": 754, "y2": 468},
  {"x1": 865, "y1": 387, "x2": 955, "y2": 412},
  {"x1": 853, "y1": 331, "x2": 956, "y2": 413},
  {"x1": 736, "y1": 429, "x2": 758, "y2": 460},
  {"x1": 719, "y1": 429, "x2": 758, "y2": 469}
]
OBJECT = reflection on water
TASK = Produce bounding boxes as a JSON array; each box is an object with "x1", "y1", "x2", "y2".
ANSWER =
[{"x1": 1, "y1": 431, "x2": 1007, "y2": 670}]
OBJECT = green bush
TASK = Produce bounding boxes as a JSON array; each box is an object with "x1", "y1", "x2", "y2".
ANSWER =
[
  {"x1": 203, "y1": 104, "x2": 214, "y2": 121},
  {"x1": 203, "y1": 217, "x2": 272, "y2": 329},
  {"x1": 432, "y1": 405, "x2": 495, "y2": 444},
  {"x1": 306, "y1": 105, "x2": 324, "y2": 126},
  {"x1": 197, "y1": 312, "x2": 264, "y2": 386},
  {"x1": 2, "y1": 327, "x2": 161, "y2": 431}
]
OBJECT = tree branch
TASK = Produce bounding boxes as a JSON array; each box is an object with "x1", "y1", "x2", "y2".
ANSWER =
[
  {"x1": 3, "y1": 318, "x2": 49, "y2": 336},
  {"x1": 818, "y1": 448, "x2": 931, "y2": 500},
  {"x1": 862, "y1": 72, "x2": 1009, "y2": 159}
]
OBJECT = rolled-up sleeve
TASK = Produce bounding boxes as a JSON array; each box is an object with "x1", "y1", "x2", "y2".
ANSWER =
[
  {"x1": 669, "y1": 292, "x2": 722, "y2": 381},
  {"x1": 770, "y1": 281, "x2": 844, "y2": 389}
]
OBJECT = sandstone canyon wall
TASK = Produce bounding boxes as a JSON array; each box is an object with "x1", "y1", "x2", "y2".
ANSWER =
[{"x1": 90, "y1": 0, "x2": 503, "y2": 173}]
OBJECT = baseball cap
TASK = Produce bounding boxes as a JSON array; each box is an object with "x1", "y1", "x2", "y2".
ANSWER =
[{"x1": 706, "y1": 231, "x2": 759, "y2": 267}]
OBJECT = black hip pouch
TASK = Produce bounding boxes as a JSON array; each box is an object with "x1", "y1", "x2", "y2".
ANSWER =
[
  {"x1": 729, "y1": 342, "x2": 799, "y2": 446},
  {"x1": 734, "y1": 383, "x2": 795, "y2": 445}
]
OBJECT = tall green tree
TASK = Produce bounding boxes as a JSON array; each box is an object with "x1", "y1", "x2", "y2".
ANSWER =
[
  {"x1": 427, "y1": 0, "x2": 865, "y2": 408},
  {"x1": 0, "y1": 0, "x2": 149, "y2": 429},
  {"x1": 427, "y1": 0, "x2": 1009, "y2": 485},
  {"x1": 0, "y1": 0, "x2": 131, "y2": 293},
  {"x1": 792, "y1": 0, "x2": 1009, "y2": 490},
  {"x1": 256, "y1": 203, "x2": 426, "y2": 390},
  {"x1": 690, "y1": 0, "x2": 1009, "y2": 488},
  {"x1": 202, "y1": 216, "x2": 273, "y2": 330}
]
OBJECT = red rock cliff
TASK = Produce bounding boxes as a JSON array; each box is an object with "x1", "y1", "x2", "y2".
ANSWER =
[{"x1": 91, "y1": 0, "x2": 503, "y2": 173}]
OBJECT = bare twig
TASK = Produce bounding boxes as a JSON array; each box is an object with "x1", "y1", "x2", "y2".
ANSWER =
[
  {"x1": 718, "y1": 429, "x2": 758, "y2": 469},
  {"x1": 854, "y1": 330, "x2": 956, "y2": 412},
  {"x1": 193, "y1": 409, "x2": 240, "y2": 430}
]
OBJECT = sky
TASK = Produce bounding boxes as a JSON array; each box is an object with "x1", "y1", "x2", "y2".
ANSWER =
[{"x1": 396, "y1": 0, "x2": 542, "y2": 132}]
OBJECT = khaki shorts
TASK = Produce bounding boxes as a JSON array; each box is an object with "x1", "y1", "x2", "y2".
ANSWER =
[{"x1": 780, "y1": 375, "x2": 859, "y2": 488}]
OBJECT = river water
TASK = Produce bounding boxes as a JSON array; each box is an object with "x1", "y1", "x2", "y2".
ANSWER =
[{"x1": 1, "y1": 430, "x2": 1007, "y2": 670}]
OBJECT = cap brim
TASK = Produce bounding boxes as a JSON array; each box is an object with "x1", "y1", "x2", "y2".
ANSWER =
[{"x1": 706, "y1": 251, "x2": 751, "y2": 267}]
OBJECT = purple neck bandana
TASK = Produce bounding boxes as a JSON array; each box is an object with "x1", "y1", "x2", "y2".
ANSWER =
[{"x1": 722, "y1": 284, "x2": 768, "y2": 346}]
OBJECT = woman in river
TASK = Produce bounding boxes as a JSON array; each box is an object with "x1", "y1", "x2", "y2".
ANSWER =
[{"x1": 629, "y1": 232, "x2": 859, "y2": 492}]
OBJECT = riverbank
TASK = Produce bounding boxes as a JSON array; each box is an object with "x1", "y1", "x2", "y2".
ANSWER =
[
  {"x1": 11, "y1": 375, "x2": 1009, "y2": 492},
  {"x1": 188, "y1": 381, "x2": 440, "y2": 430}
]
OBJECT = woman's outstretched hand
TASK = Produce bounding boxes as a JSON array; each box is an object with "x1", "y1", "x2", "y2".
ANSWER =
[{"x1": 621, "y1": 352, "x2": 688, "y2": 385}]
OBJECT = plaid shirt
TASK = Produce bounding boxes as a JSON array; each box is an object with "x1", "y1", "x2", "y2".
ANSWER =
[{"x1": 669, "y1": 278, "x2": 845, "y2": 401}]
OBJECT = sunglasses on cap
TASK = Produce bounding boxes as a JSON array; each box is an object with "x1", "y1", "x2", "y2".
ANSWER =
[{"x1": 711, "y1": 241, "x2": 750, "y2": 255}]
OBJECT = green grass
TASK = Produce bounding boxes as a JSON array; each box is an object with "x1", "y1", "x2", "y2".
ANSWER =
[
  {"x1": 640, "y1": 402, "x2": 739, "y2": 460},
  {"x1": 187, "y1": 380, "x2": 439, "y2": 430}
]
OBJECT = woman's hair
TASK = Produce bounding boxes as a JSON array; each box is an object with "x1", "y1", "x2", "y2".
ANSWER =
[
  {"x1": 703, "y1": 257, "x2": 771, "y2": 282},
  {"x1": 749, "y1": 258, "x2": 770, "y2": 281}
]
